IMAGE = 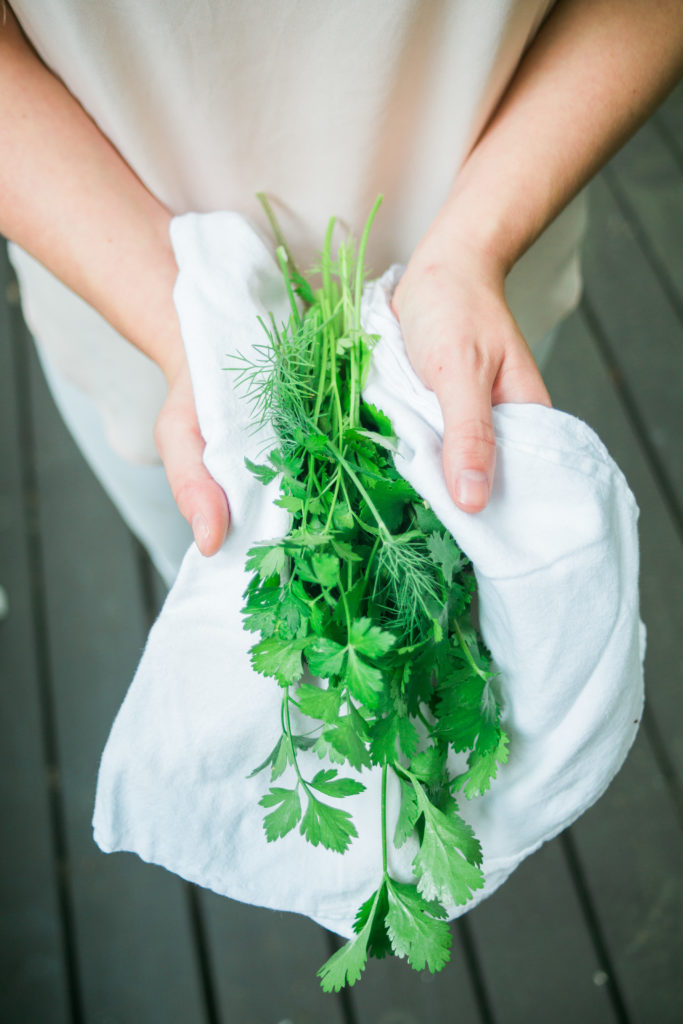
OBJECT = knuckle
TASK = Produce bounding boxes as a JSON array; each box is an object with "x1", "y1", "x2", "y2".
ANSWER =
[{"x1": 451, "y1": 417, "x2": 496, "y2": 459}]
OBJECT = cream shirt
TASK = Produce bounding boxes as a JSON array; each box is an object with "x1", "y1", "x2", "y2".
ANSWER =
[{"x1": 8, "y1": 0, "x2": 585, "y2": 463}]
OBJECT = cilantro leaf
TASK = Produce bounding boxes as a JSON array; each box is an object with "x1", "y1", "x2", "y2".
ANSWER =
[
  {"x1": 352, "y1": 881, "x2": 392, "y2": 958},
  {"x1": 409, "y1": 744, "x2": 447, "y2": 787},
  {"x1": 244, "y1": 457, "x2": 278, "y2": 484},
  {"x1": 311, "y1": 551, "x2": 341, "y2": 588},
  {"x1": 427, "y1": 531, "x2": 465, "y2": 582},
  {"x1": 369, "y1": 713, "x2": 419, "y2": 765},
  {"x1": 305, "y1": 637, "x2": 346, "y2": 678},
  {"x1": 435, "y1": 670, "x2": 486, "y2": 751},
  {"x1": 412, "y1": 784, "x2": 484, "y2": 905},
  {"x1": 318, "y1": 883, "x2": 388, "y2": 991},
  {"x1": 344, "y1": 649, "x2": 385, "y2": 707},
  {"x1": 251, "y1": 636, "x2": 307, "y2": 684},
  {"x1": 348, "y1": 618, "x2": 397, "y2": 658},
  {"x1": 245, "y1": 543, "x2": 287, "y2": 580},
  {"x1": 394, "y1": 775, "x2": 420, "y2": 848},
  {"x1": 318, "y1": 917, "x2": 372, "y2": 992},
  {"x1": 300, "y1": 793, "x2": 357, "y2": 852},
  {"x1": 385, "y1": 879, "x2": 452, "y2": 972},
  {"x1": 456, "y1": 726, "x2": 509, "y2": 799},
  {"x1": 296, "y1": 681, "x2": 343, "y2": 723},
  {"x1": 309, "y1": 768, "x2": 366, "y2": 798},
  {"x1": 259, "y1": 786, "x2": 302, "y2": 841},
  {"x1": 323, "y1": 714, "x2": 371, "y2": 771}
]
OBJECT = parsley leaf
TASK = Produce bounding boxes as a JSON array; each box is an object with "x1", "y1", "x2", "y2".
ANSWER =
[
  {"x1": 300, "y1": 793, "x2": 358, "y2": 852},
  {"x1": 259, "y1": 786, "x2": 302, "y2": 841},
  {"x1": 385, "y1": 879, "x2": 452, "y2": 972}
]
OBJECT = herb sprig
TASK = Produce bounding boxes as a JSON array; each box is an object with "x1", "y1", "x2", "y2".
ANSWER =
[{"x1": 233, "y1": 195, "x2": 509, "y2": 990}]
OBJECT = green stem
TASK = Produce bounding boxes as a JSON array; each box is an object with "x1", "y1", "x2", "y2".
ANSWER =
[
  {"x1": 276, "y1": 246, "x2": 301, "y2": 326},
  {"x1": 256, "y1": 191, "x2": 300, "y2": 280},
  {"x1": 451, "y1": 616, "x2": 489, "y2": 681},
  {"x1": 354, "y1": 195, "x2": 383, "y2": 331},
  {"x1": 283, "y1": 688, "x2": 312, "y2": 796},
  {"x1": 381, "y1": 763, "x2": 388, "y2": 876},
  {"x1": 325, "y1": 439, "x2": 389, "y2": 538}
]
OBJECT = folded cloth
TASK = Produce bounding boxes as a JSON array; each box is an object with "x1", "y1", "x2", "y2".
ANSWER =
[{"x1": 92, "y1": 212, "x2": 645, "y2": 937}]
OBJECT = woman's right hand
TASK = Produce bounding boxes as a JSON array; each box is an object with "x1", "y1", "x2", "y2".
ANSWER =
[{"x1": 1, "y1": 5, "x2": 229, "y2": 557}]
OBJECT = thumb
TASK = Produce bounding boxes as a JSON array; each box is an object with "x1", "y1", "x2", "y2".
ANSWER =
[
  {"x1": 433, "y1": 356, "x2": 497, "y2": 514},
  {"x1": 154, "y1": 368, "x2": 230, "y2": 555}
]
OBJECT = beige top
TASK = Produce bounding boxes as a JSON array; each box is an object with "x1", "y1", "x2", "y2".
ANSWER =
[{"x1": 8, "y1": 0, "x2": 585, "y2": 463}]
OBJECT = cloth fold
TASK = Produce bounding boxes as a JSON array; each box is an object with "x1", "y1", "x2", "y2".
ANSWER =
[{"x1": 92, "y1": 212, "x2": 644, "y2": 937}]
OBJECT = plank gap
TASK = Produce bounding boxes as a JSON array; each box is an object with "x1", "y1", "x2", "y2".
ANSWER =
[
  {"x1": 324, "y1": 930, "x2": 361, "y2": 1024},
  {"x1": 641, "y1": 706, "x2": 683, "y2": 832},
  {"x1": 559, "y1": 832, "x2": 631, "y2": 1024},
  {"x1": 600, "y1": 163, "x2": 683, "y2": 326},
  {"x1": 8, "y1": 299, "x2": 86, "y2": 1024},
  {"x1": 185, "y1": 885, "x2": 222, "y2": 1024},
  {"x1": 455, "y1": 917, "x2": 497, "y2": 1024},
  {"x1": 580, "y1": 294, "x2": 683, "y2": 544},
  {"x1": 652, "y1": 110, "x2": 683, "y2": 176}
]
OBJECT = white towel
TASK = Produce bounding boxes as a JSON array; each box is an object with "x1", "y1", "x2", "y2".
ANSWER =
[{"x1": 92, "y1": 212, "x2": 644, "y2": 937}]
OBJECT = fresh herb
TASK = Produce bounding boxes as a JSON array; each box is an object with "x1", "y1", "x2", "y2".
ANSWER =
[{"x1": 232, "y1": 195, "x2": 508, "y2": 990}]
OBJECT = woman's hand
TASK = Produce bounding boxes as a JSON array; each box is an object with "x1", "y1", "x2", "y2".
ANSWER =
[
  {"x1": 154, "y1": 355, "x2": 229, "y2": 557},
  {"x1": 391, "y1": 234, "x2": 551, "y2": 514},
  {"x1": 1, "y1": 5, "x2": 228, "y2": 557}
]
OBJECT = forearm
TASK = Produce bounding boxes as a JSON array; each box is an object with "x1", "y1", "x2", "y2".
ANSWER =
[
  {"x1": 0, "y1": 7, "x2": 183, "y2": 379},
  {"x1": 422, "y1": 0, "x2": 683, "y2": 277}
]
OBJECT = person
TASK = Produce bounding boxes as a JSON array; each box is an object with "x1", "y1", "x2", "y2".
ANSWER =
[{"x1": 1, "y1": 0, "x2": 682, "y2": 584}]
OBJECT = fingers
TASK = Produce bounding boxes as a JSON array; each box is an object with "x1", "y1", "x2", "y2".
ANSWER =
[
  {"x1": 154, "y1": 368, "x2": 229, "y2": 556},
  {"x1": 428, "y1": 344, "x2": 497, "y2": 513},
  {"x1": 430, "y1": 338, "x2": 551, "y2": 514}
]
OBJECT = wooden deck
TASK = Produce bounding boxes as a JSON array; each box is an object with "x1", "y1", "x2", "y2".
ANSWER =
[{"x1": 1, "y1": 83, "x2": 682, "y2": 1024}]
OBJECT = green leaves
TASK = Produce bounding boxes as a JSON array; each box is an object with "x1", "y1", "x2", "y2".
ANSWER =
[
  {"x1": 300, "y1": 794, "x2": 358, "y2": 852},
  {"x1": 411, "y1": 785, "x2": 484, "y2": 906},
  {"x1": 384, "y1": 880, "x2": 451, "y2": 973},
  {"x1": 259, "y1": 787, "x2": 301, "y2": 841},
  {"x1": 318, "y1": 876, "x2": 452, "y2": 990},
  {"x1": 309, "y1": 768, "x2": 365, "y2": 798},
  {"x1": 235, "y1": 196, "x2": 509, "y2": 992},
  {"x1": 250, "y1": 636, "x2": 306, "y2": 684}
]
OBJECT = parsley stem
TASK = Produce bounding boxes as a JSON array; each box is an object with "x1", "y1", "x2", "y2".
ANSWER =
[
  {"x1": 381, "y1": 763, "x2": 388, "y2": 876},
  {"x1": 283, "y1": 687, "x2": 310, "y2": 796},
  {"x1": 354, "y1": 195, "x2": 383, "y2": 331},
  {"x1": 276, "y1": 246, "x2": 301, "y2": 327},
  {"x1": 451, "y1": 616, "x2": 489, "y2": 681},
  {"x1": 325, "y1": 439, "x2": 388, "y2": 537}
]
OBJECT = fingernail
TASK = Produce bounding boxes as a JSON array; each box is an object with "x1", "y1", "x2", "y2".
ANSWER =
[
  {"x1": 192, "y1": 512, "x2": 210, "y2": 553},
  {"x1": 456, "y1": 470, "x2": 489, "y2": 511}
]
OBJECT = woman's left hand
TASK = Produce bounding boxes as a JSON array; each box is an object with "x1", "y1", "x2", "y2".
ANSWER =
[{"x1": 391, "y1": 233, "x2": 551, "y2": 514}]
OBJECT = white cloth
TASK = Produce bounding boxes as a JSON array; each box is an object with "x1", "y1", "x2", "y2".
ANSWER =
[
  {"x1": 93, "y1": 212, "x2": 644, "y2": 937},
  {"x1": 9, "y1": 0, "x2": 586, "y2": 466}
]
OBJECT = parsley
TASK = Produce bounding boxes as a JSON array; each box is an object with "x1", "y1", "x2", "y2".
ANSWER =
[{"x1": 232, "y1": 195, "x2": 508, "y2": 990}]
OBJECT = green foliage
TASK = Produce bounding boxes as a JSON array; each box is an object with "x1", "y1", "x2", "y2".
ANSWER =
[{"x1": 234, "y1": 194, "x2": 509, "y2": 992}]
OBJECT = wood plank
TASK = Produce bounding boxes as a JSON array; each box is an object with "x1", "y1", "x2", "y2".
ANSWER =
[
  {"x1": 26, "y1": 338, "x2": 209, "y2": 1023},
  {"x1": 544, "y1": 309, "x2": 683, "y2": 1020},
  {"x1": 605, "y1": 118, "x2": 683, "y2": 315},
  {"x1": 466, "y1": 840, "x2": 619, "y2": 1023},
  {"x1": 135, "y1": 555, "x2": 350, "y2": 1022},
  {"x1": 653, "y1": 79, "x2": 683, "y2": 164},
  {"x1": 581, "y1": 176, "x2": 683, "y2": 513},
  {"x1": 0, "y1": 248, "x2": 71, "y2": 1023},
  {"x1": 571, "y1": 730, "x2": 683, "y2": 1024},
  {"x1": 201, "y1": 896, "x2": 349, "y2": 1024},
  {"x1": 350, "y1": 920, "x2": 484, "y2": 1023},
  {"x1": 546, "y1": 304, "x2": 683, "y2": 787}
]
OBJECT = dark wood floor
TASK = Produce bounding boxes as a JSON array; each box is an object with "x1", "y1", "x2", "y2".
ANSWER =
[{"x1": 1, "y1": 83, "x2": 682, "y2": 1024}]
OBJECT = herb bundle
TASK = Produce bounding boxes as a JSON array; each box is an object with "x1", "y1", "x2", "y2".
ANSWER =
[{"x1": 233, "y1": 196, "x2": 509, "y2": 990}]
